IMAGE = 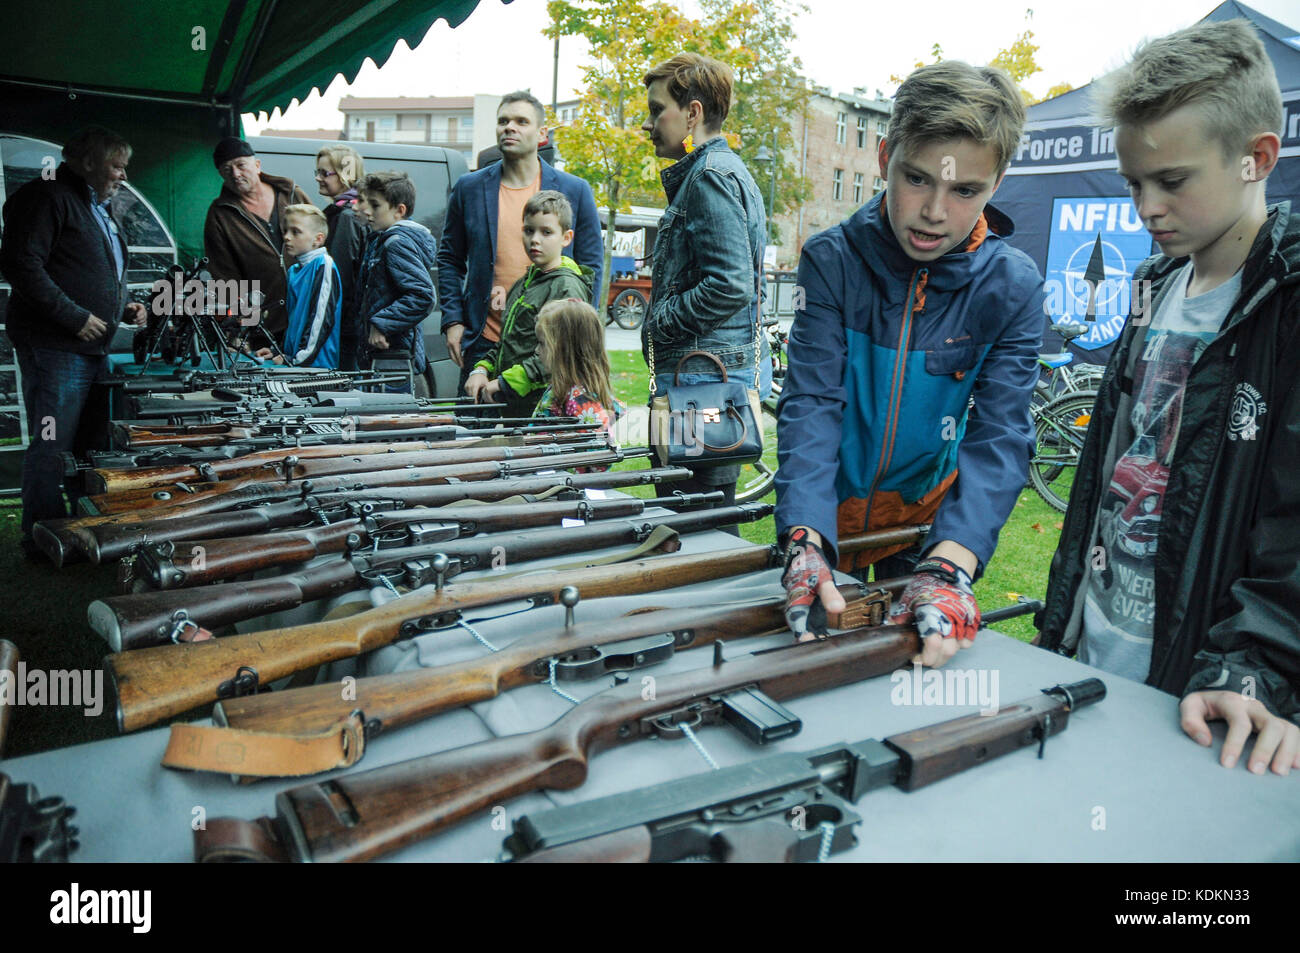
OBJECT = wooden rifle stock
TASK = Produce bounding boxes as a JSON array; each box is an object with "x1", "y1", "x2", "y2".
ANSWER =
[
  {"x1": 60, "y1": 468, "x2": 691, "y2": 568},
  {"x1": 124, "y1": 414, "x2": 580, "y2": 447},
  {"x1": 82, "y1": 440, "x2": 613, "y2": 515},
  {"x1": 196, "y1": 580, "x2": 906, "y2": 776},
  {"x1": 106, "y1": 525, "x2": 929, "y2": 733},
  {"x1": 207, "y1": 620, "x2": 924, "y2": 862},
  {"x1": 91, "y1": 503, "x2": 775, "y2": 651},
  {"x1": 35, "y1": 447, "x2": 629, "y2": 565},
  {"x1": 143, "y1": 493, "x2": 724, "y2": 589}
]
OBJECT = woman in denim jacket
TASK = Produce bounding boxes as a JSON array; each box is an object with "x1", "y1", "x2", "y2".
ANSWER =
[{"x1": 641, "y1": 53, "x2": 771, "y2": 520}]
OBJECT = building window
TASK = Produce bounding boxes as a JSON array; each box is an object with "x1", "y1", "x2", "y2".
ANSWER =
[
  {"x1": 876, "y1": 119, "x2": 888, "y2": 136},
  {"x1": 872, "y1": 175, "x2": 884, "y2": 195},
  {"x1": 833, "y1": 169, "x2": 843, "y2": 201},
  {"x1": 835, "y1": 112, "x2": 847, "y2": 145},
  {"x1": 463, "y1": 116, "x2": 473, "y2": 130},
  {"x1": 853, "y1": 173, "x2": 863, "y2": 204},
  {"x1": 856, "y1": 116, "x2": 867, "y2": 148}
]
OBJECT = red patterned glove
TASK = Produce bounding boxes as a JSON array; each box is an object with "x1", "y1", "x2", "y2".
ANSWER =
[
  {"x1": 782, "y1": 527, "x2": 833, "y2": 638},
  {"x1": 890, "y1": 556, "x2": 980, "y2": 642}
]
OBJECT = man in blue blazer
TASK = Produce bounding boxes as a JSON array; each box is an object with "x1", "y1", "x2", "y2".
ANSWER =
[{"x1": 437, "y1": 91, "x2": 604, "y2": 389}]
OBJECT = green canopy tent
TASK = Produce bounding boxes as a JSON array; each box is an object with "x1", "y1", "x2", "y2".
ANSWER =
[{"x1": 0, "y1": 0, "x2": 506, "y2": 258}]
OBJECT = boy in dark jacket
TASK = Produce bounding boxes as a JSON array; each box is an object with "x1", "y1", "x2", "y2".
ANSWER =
[
  {"x1": 355, "y1": 171, "x2": 436, "y2": 392},
  {"x1": 1037, "y1": 19, "x2": 1299, "y2": 775},
  {"x1": 776, "y1": 61, "x2": 1044, "y2": 668},
  {"x1": 464, "y1": 191, "x2": 594, "y2": 418}
]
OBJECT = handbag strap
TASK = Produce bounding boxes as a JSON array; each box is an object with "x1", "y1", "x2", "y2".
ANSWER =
[{"x1": 674, "y1": 350, "x2": 728, "y2": 384}]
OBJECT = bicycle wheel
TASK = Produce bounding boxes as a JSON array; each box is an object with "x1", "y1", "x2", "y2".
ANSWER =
[
  {"x1": 611, "y1": 289, "x2": 648, "y2": 330},
  {"x1": 1029, "y1": 391, "x2": 1096, "y2": 512},
  {"x1": 735, "y1": 388, "x2": 780, "y2": 503}
]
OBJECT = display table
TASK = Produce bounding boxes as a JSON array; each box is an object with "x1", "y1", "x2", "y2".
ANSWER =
[{"x1": 6, "y1": 527, "x2": 1297, "y2": 862}]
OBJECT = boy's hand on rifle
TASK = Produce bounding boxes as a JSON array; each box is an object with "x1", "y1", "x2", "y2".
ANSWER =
[
  {"x1": 782, "y1": 527, "x2": 845, "y2": 642},
  {"x1": 481, "y1": 378, "x2": 503, "y2": 403},
  {"x1": 891, "y1": 555, "x2": 979, "y2": 667},
  {"x1": 1180, "y1": 690, "x2": 1300, "y2": 776},
  {"x1": 464, "y1": 369, "x2": 488, "y2": 402}
]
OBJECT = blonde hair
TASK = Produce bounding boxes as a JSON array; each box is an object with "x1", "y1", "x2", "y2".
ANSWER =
[
  {"x1": 1093, "y1": 19, "x2": 1282, "y2": 159},
  {"x1": 888, "y1": 61, "x2": 1025, "y2": 173},
  {"x1": 643, "y1": 53, "x2": 734, "y2": 130},
  {"x1": 284, "y1": 203, "x2": 329, "y2": 240},
  {"x1": 316, "y1": 144, "x2": 365, "y2": 189},
  {"x1": 535, "y1": 300, "x2": 614, "y2": 411}
]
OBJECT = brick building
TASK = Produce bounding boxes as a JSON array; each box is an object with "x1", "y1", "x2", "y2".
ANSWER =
[{"x1": 770, "y1": 87, "x2": 892, "y2": 268}]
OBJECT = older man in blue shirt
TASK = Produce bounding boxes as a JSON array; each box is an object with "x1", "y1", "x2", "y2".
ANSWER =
[{"x1": 0, "y1": 126, "x2": 147, "y2": 557}]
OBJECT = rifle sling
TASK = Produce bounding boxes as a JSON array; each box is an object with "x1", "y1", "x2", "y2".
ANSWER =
[
  {"x1": 163, "y1": 527, "x2": 682, "y2": 781},
  {"x1": 164, "y1": 711, "x2": 367, "y2": 780},
  {"x1": 447, "y1": 484, "x2": 574, "y2": 507}
]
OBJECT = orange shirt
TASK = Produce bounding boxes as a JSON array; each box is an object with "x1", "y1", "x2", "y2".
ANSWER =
[{"x1": 484, "y1": 167, "x2": 541, "y2": 342}]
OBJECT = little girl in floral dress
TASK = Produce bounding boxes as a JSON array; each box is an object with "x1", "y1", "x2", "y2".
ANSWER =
[{"x1": 531, "y1": 300, "x2": 626, "y2": 441}]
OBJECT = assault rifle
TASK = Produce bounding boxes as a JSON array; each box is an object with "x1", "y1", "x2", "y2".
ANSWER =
[
  {"x1": 170, "y1": 580, "x2": 904, "y2": 778},
  {"x1": 192, "y1": 599, "x2": 1038, "y2": 862},
  {"x1": 113, "y1": 367, "x2": 426, "y2": 396},
  {"x1": 48, "y1": 467, "x2": 690, "y2": 568},
  {"x1": 126, "y1": 390, "x2": 522, "y2": 422},
  {"x1": 84, "y1": 431, "x2": 598, "y2": 494},
  {"x1": 35, "y1": 447, "x2": 638, "y2": 565},
  {"x1": 80, "y1": 439, "x2": 615, "y2": 515},
  {"x1": 90, "y1": 503, "x2": 776, "y2": 650},
  {"x1": 137, "y1": 492, "x2": 725, "y2": 589},
  {"x1": 105, "y1": 525, "x2": 932, "y2": 732},
  {"x1": 501, "y1": 678, "x2": 1105, "y2": 863}
]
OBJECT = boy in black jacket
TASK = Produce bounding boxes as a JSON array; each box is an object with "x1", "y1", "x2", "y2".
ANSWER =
[{"x1": 1038, "y1": 19, "x2": 1299, "y2": 776}]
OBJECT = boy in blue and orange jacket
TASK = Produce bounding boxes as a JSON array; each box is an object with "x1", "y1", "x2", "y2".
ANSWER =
[{"x1": 776, "y1": 61, "x2": 1045, "y2": 667}]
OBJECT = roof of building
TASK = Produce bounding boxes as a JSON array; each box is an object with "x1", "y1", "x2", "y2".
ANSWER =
[
  {"x1": 340, "y1": 95, "x2": 475, "y2": 111},
  {"x1": 260, "y1": 128, "x2": 341, "y2": 139}
]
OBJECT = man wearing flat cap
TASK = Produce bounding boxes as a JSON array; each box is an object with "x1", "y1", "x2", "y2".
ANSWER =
[{"x1": 203, "y1": 137, "x2": 311, "y2": 339}]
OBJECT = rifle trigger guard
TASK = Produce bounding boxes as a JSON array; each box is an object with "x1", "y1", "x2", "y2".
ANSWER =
[
  {"x1": 545, "y1": 632, "x2": 677, "y2": 682},
  {"x1": 643, "y1": 703, "x2": 709, "y2": 740}
]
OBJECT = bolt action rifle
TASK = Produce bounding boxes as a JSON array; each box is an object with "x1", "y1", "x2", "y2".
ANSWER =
[
  {"x1": 90, "y1": 503, "x2": 776, "y2": 651},
  {"x1": 136, "y1": 491, "x2": 726, "y2": 589},
  {"x1": 50, "y1": 466, "x2": 690, "y2": 568},
  {"x1": 105, "y1": 525, "x2": 932, "y2": 733}
]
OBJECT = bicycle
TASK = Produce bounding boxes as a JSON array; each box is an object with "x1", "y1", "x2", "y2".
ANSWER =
[
  {"x1": 1029, "y1": 389, "x2": 1097, "y2": 512},
  {"x1": 1033, "y1": 321, "x2": 1105, "y2": 412},
  {"x1": 735, "y1": 318, "x2": 789, "y2": 504}
]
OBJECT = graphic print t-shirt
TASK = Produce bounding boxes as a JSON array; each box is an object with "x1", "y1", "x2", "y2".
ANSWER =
[{"x1": 1078, "y1": 264, "x2": 1240, "y2": 680}]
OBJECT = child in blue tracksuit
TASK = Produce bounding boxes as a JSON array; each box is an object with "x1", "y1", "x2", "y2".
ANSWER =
[
  {"x1": 776, "y1": 61, "x2": 1045, "y2": 666},
  {"x1": 268, "y1": 204, "x2": 340, "y2": 368}
]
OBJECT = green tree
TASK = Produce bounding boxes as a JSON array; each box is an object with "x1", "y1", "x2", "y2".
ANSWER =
[{"x1": 546, "y1": 0, "x2": 809, "y2": 306}]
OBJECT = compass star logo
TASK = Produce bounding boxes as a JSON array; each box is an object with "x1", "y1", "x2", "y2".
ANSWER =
[{"x1": 1228, "y1": 383, "x2": 1267, "y2": 441}]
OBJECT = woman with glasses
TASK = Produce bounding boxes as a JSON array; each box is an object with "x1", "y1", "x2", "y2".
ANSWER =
[{"x1": 315, "y1": 145, "x2": 366, "y2": 370}]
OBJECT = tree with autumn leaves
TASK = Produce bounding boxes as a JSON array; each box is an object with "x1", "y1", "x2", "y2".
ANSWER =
[{"x1": 545, "y1": 0, "x2": 810, "y2": 308}]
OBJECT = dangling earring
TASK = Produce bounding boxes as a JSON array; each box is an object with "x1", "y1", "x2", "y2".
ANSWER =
[{"x1": 682, "y1": 133, "x2": 694, "y2": 154}]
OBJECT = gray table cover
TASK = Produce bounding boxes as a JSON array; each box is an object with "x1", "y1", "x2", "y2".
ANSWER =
[{"x1": 5, "y1": 524, "x2": 1297, "y2": 862}]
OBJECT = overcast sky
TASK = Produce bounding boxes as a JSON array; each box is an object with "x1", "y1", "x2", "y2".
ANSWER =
[{"x1": 243, "y1": 0, "x2": 1300, "y2": 133}]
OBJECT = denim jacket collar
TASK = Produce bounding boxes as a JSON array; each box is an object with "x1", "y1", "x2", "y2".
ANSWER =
[{"x1": 660, "y1": 136, "x2": 730, "y2": 204}]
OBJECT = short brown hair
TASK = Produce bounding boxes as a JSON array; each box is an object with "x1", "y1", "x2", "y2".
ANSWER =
[
  {"x1": 888, "y1": 61, "x2": 1025, "y2": 174},
  {"x1": 643, "y1": 53, "x2": 734, "y2": 129},
  {"x1": 63, "y1": 126, "x2": 132, "y2": 167},
  {"x1": 284, "y1": 203, "x2": 328, "y2": 239},
  {"x1": 316, "y1": 144, "x2": 365, "y2": 189},
  {"x1": 361, "y1": 171, "x2": 416, "y2": 216},
  {"x1": 1094, "y1": 19, "x2": 1282, "y2": 159},
  {"x1": 500, "y1": 91, "x2": 546, "y2": 124},
  {"x1": 523, "y1": 190, "x2": 574, "y2": 231}
]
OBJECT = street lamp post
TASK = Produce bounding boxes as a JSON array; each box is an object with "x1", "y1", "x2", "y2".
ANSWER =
[{"x1": 754, "y1": 132, "x2": 777, "y2": 248}]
